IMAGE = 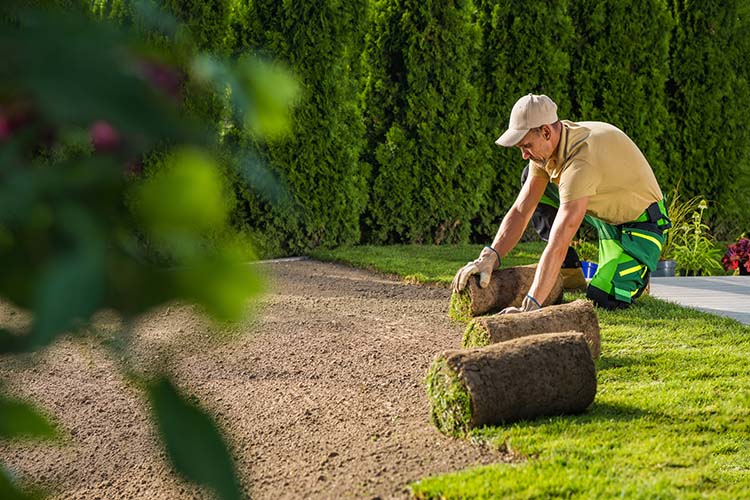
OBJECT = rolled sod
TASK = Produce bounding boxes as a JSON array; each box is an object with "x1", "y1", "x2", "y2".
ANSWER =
[
  {"x1": 426, "y1": 332, "x2": 596, "y2": 436},
  {"x1": 462, "y1": 299, "x2": 601, "y2": 359},
  {"x1": 449, "y1": 265, "x2": 564, "y2": 322}
]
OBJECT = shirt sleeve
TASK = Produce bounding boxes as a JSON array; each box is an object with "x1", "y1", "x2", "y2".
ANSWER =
[
  {"x1": 528, "y1": 161, "x2": 549, "y2": 180},
  {"x1": 559, "y1": 160, "x2": 601, "y2": 202}
]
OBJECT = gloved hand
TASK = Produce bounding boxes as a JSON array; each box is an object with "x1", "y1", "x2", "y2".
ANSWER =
[
  {"x1": 499, "y1": 294, "x2": 542, "y2": 315},
  {"x1": 451, "y1": 246, "x2": 500, "y2": 293}
]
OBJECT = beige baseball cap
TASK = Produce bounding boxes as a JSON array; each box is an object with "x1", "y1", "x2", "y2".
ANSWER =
[{"x1": 495, "y1": 94, "x2": 559, "y2": 147}]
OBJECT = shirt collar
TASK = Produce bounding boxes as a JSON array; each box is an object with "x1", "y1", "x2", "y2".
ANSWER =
[{"x1": 549, "y1": 122, "x2": 569, "y2": 170}]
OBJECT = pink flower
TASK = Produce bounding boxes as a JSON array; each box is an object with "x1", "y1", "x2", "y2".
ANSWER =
[
  {"x1": 135, "y1": 59, "x2": 184, "y2": 101},
  {"x1": 90, "y1": 120, "x2": 121, "y2": 152}
]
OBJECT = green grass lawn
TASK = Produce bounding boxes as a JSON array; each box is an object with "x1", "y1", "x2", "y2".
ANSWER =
[
  {"x1": 311, "y1": 242, "x2": 546, "y2": 284},
  {"x1": 311, "y1": 243, "x2": 750, "y2": 499}
]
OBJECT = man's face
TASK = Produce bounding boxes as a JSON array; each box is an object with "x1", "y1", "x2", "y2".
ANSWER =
[{"x1": 515, "y1": 127, "x2": 553, "y2": 163}]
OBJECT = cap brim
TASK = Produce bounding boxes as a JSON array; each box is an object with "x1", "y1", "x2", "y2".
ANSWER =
[{"x1": 495, "y1": 128, "x2": 529, "y2": 147}]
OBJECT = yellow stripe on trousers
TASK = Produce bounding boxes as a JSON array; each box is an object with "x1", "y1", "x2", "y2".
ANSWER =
[{"x1": 628, "y1": 231, "x2": 663, "y2": 251}]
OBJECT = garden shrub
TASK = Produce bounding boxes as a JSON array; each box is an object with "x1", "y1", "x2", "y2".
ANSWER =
[
  {"x1": 361, "y1": 0, "x2": 485, "y2": 244},
  {"x1": 232, "y1": 0, "x2": 369, "y2": 256},
  {"x1": 667, "y1": 0, "x2": 750, "y2": 239},
  {"x1": 472, "y1": 0, "x2": 574, "y2": 241}
]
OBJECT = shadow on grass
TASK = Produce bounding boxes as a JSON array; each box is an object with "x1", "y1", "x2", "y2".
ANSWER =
[
  {"x1": 596, "y1": 354, "x2": 642, "y2": 371},
  {"x1": 581, "y1": 400, "x2": 658, "y2": 422},
  {"x1": 472, "y1": 401, "x2": 661, "y2": 440}
]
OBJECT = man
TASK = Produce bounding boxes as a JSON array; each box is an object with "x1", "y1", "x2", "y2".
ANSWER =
[{"x1": 452, "y1": 94, "x2": 671, "y2": 312}]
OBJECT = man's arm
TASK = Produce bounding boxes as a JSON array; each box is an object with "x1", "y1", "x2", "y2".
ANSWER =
[
  {"x1": 488, "y1": 173, "x2": 548, "y2": 259},
  {"x1": 452, "y1": 173, "x2": 548, "y2": 293},
  {"x1": 527, "y1": 196, "x2": 589, "y2": 304}
]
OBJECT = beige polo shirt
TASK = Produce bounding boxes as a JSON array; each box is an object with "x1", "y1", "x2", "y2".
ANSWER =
[{"x1": 528, "y1": 120, "x2": 663, "y2": 225}]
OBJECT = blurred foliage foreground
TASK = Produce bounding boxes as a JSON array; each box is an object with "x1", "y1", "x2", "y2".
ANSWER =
[{"x1": 0, "y1": 2, "x2": 297, "y2": 498}]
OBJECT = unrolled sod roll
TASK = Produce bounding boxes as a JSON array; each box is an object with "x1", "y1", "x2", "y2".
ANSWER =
[
  {"x1": 462, "y1": 299, "x2": 601, "y2": 359},
  {"x1": 448, "y1": 265, "x2": 563, "y2": 322},
  {"x1": 426, "y1": 332, "x2": 596, "y2": 436}
]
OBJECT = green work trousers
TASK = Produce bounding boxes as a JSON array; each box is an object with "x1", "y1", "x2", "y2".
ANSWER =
[{"x1": 538, "y1": 184, "x2": 671, "y2": 309}]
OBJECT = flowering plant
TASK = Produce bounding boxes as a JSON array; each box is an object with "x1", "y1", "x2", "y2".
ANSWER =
[
  {"x1": 722, "y1": 236, "x2": 750, "y2": 273},
  {"x1": 670, "y1": 200, "x2": 723, "y2": 275}
]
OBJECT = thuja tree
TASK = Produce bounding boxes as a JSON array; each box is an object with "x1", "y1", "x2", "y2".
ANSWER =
[
  {"x1": 568, "y1": 0, "x2": 672, "y2": 184},
  {"x1": 161, "y1": 0, "x2": 235, "y2": 55},
  {"x1": 231, "y1": 0, "x2": 369, "y2": 256},
  {"x1": 668, "y1": 0, "x2": 750, "y2": 237},
  {"x1": 362, "y1": 0, "x2": 484, "y2": 244},
  {"x1": 472, "y1": 0, "x2": 574, "y2": 240},
  {"x1": 0, "y1": 2, "x2": 296, "y2": 498}
]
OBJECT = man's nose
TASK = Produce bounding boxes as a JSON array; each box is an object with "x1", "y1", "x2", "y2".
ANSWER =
[{"x1": 521, "y1": 149, "x2": 531, "y2": 160}]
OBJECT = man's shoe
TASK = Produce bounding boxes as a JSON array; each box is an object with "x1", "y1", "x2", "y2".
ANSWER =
[{"x1": 560, "y1": 267, "x2": 587, "y2": 291}]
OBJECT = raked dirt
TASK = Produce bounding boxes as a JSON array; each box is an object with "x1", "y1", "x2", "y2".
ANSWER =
[{"x1": 0, "y1": 259, "x2": 511, "y2": 499}]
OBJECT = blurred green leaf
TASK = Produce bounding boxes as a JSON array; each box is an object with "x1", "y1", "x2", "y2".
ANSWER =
[
  {"x1": 148, "y1": 377, "x2": 242, "y2": 500},
  {"x1": 133, "y1": 148, "x2": 229, "y2": 257},
  {"x1": 132, "y1": 0, "x2": 180, "y2": 37},
  {"x1": 191, "y1": 55, "x2": 299, "y2": 138},
  {"x1": 0, "y1": 395, "x2": 59, "y2": 440},
  {"x1": 0, "y1": 330, "x2": 23, "y2": 354},
  {"x1": 235, "y1": 57, "x2": 299, "y2": 138},
  {"x1": 232, "y1": 150, "x2": 288, "y2": 205},
  {"x1": 176, "y1": 242, "x2": 264, "y2": 322},
  {"x1": 28, "y1": 206, "x2": 105, "y2": 350},
  {"x1": 0, "y1": 466, "x2": 41, "y2": 500}
]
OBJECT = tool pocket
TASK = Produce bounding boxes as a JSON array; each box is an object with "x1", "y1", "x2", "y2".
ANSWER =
[{"x1": 620, "y1": 222, "x2": 665, "y2": 271}]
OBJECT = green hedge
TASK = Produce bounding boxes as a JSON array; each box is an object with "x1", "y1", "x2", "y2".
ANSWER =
[
  {"x1": 361, "y1": 0, "x2": 485, "y2": 244},
  {"x1": 667, "y1": 0, "x2": 750, "y2": 237},
  {"x1": 472, "y1": 0, "x2": 575, "y2": 240},
  {"x1": 229, "y1": 0, "x2": 368, "y2": 256},
  {"x1": 105, "y1": 0, "x2": 750, "y2": 251},
  {"x1": 568, "y1": 0, "x2": 672, "y2": 185}
]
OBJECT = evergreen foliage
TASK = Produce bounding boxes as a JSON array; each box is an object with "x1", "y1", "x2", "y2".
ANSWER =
[
  {"x1": 162, "y1": 0, "x2": 235, "y2": 54},
  {"x1": 569, "y1": 0, "x2": 672, "y2": 188},
  {"x1": 667, "y1": 0, "x2": 750, "y2": 237},
  {"x1": 473, "y1": 0, "x2": 574, "y2": 240},
  {"x1": 234, "y1": 0, "x2": 369, "y2": 255},
  {"x1": 362, "y1": 0, "x2": 485, "y2": 244},
  {"x1": 89, "y1": 0, "x2": 750, "y2": 250}
]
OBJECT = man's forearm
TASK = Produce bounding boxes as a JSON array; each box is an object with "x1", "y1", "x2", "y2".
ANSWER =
[
  {"x1": 489, "y1": 207, "x2": 530, "y2": 259},
  {"x1": 527, "y1": 197, "x2": 589, "y2": 304},
  {"x1": 528, "y1": 239, "x2": 569, "y2": 304}
]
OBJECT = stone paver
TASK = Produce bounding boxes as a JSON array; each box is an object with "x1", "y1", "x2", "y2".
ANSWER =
[{"x1": 649, "y1": 276, "x2": 750, "y2": 325}]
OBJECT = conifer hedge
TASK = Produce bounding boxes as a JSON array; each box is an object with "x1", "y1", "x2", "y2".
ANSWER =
[
  {"x1": 231, "y1": 0, "x2": 369, "y2": 255},
  {"x1": 362, "y1": 0, "x2": 485, "y2": 244},
  {"x1": 568, "y1": 0, "x2": 672, "y2": 185},
  {"x1": 667, "y1": 0, "x2": 750, "y2": 236},
  {"x1": 472, "y1": 0, "x2": 574, "y2": 240},
  {"x1": 93, "y1": 0, "x2": 750, "y2": 250}
]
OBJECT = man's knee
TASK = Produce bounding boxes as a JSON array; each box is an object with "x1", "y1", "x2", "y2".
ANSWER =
[
  {"x1": 586, "y1": 285, "x2": 632, "y2": 310},
  {"x1": 586, "y1": 273, "x2": 650, "y2": 310}
]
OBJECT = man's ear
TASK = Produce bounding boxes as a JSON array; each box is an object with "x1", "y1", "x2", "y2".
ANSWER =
[{"x1": 541, "y1": 124, "x2": 551, "y2": 141}]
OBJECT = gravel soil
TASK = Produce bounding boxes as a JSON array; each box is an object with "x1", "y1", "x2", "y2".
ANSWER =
[{"x1": 0, "y1": 259, "x2": 511, "y2": 499}]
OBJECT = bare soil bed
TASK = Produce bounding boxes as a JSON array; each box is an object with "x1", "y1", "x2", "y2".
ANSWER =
[{"x1": 0, "y1": 259, "x2": 511, "y2": 499}]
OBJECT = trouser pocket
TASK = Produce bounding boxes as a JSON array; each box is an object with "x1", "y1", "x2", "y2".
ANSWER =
[{"x1": 620, "y1": 222, "x2": 666, "y2": 272}]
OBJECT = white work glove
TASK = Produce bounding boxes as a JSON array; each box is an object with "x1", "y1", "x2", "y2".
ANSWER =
[
  {"x1": 451, "y1": 246, "x2": 500, "y2": 293},
  {"x1": 499, "y1": 294, "x2": 542, "y2": 315}
]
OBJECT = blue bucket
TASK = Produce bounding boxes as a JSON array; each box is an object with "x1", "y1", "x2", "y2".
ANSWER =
[{"x1": 581, "y1": 261, "x2": 598, "y2": 279}]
